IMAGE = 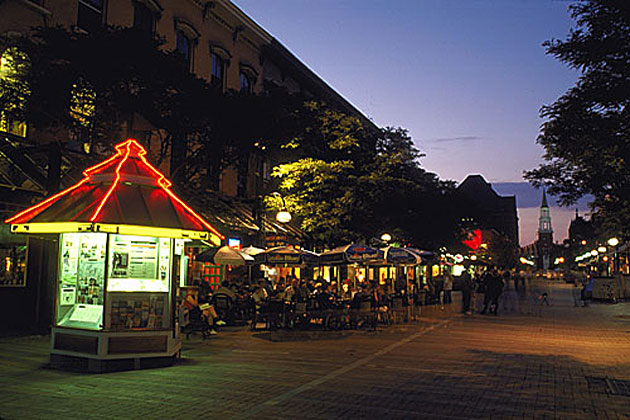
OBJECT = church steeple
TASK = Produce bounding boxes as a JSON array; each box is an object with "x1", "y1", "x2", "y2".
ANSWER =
[
  {"x1": 538, "y1": 188, "x2": 553, "y2": 234},
  {"x1": 538, "y1": 187, "x2": 553, "y2": 270}
]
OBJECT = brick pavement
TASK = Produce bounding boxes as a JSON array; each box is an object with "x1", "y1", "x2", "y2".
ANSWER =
[{"x1": 1, "y1": 279, "x2": 630, "y2": 419}]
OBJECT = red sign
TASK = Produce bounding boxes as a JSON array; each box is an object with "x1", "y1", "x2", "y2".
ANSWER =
[{"x1": 463, "y1": 229, "x2": 482, "y2": 251}]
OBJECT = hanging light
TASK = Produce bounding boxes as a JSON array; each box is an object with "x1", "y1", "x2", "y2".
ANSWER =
[
  {"x1": 276, "y1": 209, "x2": 291, "y2": 224},
  {"x1": 271, "y1": 192, "x2": 291, "y2": 224}
]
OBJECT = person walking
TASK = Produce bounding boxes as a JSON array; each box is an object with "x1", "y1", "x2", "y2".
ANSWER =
[
  {"x1": 481, "y1": 266, "x2": 504, "y2": 315},
  {"x1": 572, "y1": 279, "x2": 582, "y2": 307},
  {"x1": 460, "y1": 268, "x2": 474, "y2": 315},
  {"x1": 441, "y1": 272, "x2": 453, "y2": 309}
]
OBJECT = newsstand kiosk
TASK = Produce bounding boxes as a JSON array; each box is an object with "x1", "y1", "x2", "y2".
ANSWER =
[{"x1": 4, "y1": 139, "x2": 223, "y2": 372}]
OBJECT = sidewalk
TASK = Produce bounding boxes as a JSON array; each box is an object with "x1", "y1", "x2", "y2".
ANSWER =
[{"x1": 1, "y1": 280, "x2": 629, "y2": 418}]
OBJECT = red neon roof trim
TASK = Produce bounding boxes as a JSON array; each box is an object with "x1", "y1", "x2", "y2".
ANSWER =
[
  {"x1": 4, "y1": 139, "x2": 224, "y2": 239},
  {"x1": 90, "y1": 141, "x2": 131, "y2": 222}
]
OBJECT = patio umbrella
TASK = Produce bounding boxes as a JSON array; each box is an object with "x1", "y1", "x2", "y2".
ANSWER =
[
  {"x1": 257, "y1": 245, "x2": 320, "y2": 265},
  {"x1": 407, "y1": 248, "x2": 435, "y2": 264},
  {"x1": 213, "y1": 246, "x2": 254, "y2": 266},
  {"x1": 319, "y1": 243, "x2": 383, "y2": 265},
  {"x1": 196, "y1": 246, "x2": 254, "y2": 265},
  {"x1": 242, "y1": 245, "x2": 266, "y2": 256},
  {"x1": 382, "y1": 246, "x2": 422, "y2": 265}
]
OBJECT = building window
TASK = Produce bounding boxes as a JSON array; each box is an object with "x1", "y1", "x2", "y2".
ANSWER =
[
  {"x1": 0, "y1": 245, "x2": 27, "y2": 287},
  {"x1": 174, "y1": 18, "x2": 199, "y2": 72},
  {"x1": 239, "y1": 64, "x2": 257, "y2": 94},
  {"x1": 77, "y1": 0, "x2": 105, "y2": 33},
  {"x1": 0, "y1": 47, "x2": 30, "y2": 137},
  {"x1": 133, "y1": 2, "x2": 156, "y2": 36},
  {"x1": 239, "y1": 71, "x2": 251, "y2": 93},
  {"x1": 176, "y1": 30, "x2": 193, "y2": 69},
  {"x1": 211, "y1": 53, "x2": 225, "y2": 89},
  {"x1": 69, "y1": 78, "x2": 96, "y2": 152}
]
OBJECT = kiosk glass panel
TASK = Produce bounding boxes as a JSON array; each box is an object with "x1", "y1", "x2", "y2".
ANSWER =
[{"x1": 56, "y1": 232, "x2": 107, "y2": 330}]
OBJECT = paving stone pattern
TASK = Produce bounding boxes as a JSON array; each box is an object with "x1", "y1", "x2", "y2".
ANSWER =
[{"x1": 1, "y1": 279, "x2": 630, "y2": 419}]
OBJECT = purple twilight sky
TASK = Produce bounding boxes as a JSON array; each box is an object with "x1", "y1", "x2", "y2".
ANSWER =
[{"x1": 233, "y1": 0, "x2": 583, "y2": 246}]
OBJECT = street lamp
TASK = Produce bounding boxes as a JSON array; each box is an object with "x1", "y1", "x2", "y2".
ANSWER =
[
  {"x1": 271, "y1": 192, "x2": 291, "y2": 224},
  {"x1": 608, "y1": 237, "x2": 620, "y2": 274},
  {"x1": 380, "y1": 232, "x2": 392, "y2": 242}
]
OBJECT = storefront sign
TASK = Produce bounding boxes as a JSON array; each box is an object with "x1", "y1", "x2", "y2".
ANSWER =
[{"x1": 265, "y1": 235, "x2": 291, "y2": 248}]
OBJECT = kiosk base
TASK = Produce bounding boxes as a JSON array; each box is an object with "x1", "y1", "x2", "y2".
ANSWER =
[
  {"x1": 50, "y1": 327, "x2": 181, "y2": 373},
  {"x1": 50, "y1": 353, "x2": 179, "y2": 373}
]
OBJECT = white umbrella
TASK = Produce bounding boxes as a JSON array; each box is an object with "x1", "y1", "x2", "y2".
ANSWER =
[
  {"x1": 214, "y1": 246, "x2": 255, "y2": 266},
  {"x1": 241, "y1": 245, "x2": 266, "y2": 256}
]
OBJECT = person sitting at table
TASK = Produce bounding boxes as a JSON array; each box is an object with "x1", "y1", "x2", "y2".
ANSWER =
[
  {"x1": 252, "y1": 279, "x2": 269, "y2": 311},
  {"x1": 341, "y1": 282, "x2": 353, "y2": 300},
  {"x1": 295, "y1": 280, "x2": 310, "y2": 302},
  {"x1": 281, "y1": 278, "x2": 297, "y2": 302},
  {"x1": 316, "y1": 283, "x2": 336, "y2": 309},
  {"x1": 215, "y1": 281, "x2": 236, "y2": 299},
  {"x1": 184, "y1": 288, "x2": 219, "y2": 335}
]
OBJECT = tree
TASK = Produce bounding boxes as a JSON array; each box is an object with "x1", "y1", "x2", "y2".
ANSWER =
[
  {"x1": 267, "y1": 102, "x2": 459, "y2": 248},
  {"x1": 0, "y1": 26, "x2": 250, "y2": 187},
  {"x1": 525, "y1": 0, "x2": 630, "y2": 237}
]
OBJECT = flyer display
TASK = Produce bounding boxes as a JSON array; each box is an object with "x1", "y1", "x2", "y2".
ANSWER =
[
  {"x1": 56, "y1": 233, "x2": 106, "y2": 330},
  {"x1": 107, "y1": 235, "x2": 170, "y2": 292}
]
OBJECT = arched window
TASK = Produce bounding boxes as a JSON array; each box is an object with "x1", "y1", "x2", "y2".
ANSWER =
[
  {"x1": 133, "y1": 0, "x2": 162, "y2": 36},
  {"x1": 210, "y1": 45, "x2": 231, "y2": 90},
  {"x1": 174, "y1": 18, "x2": 199, "y2": 72},
  {"x1": 0, "y1": 47, "x2": 30, "y2": 137},
  {"x1": 239, "y1": 64, "x2": 258, "y2": 94}
]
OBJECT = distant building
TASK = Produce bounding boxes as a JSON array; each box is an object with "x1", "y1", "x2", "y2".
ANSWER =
[
  {"x1": 519, "y1": 188, "x2": 566, "y2": 270},
  {"x1": 568, "y1": 209, "x2": 595, "y2": 246},
  {"x1": 538, "y1": 189, "x2": 553, "y2": 270},
  {"x1": 456, "y1": 175, "x2": 519, "y2": 245}
]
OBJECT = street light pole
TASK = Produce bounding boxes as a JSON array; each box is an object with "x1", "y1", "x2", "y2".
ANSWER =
[{"x1": 608, "y1": 237, "x2": 620, "y2": 274}]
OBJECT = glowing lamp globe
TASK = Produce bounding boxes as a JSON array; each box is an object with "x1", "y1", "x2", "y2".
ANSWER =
[{"x1": 276, "y1": 210, "x2": 292, "y2": 224}]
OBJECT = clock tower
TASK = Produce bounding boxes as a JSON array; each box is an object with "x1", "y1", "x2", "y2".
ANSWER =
[{"x1": 538, "y1": 188, "x2": 554, "y2": 270}]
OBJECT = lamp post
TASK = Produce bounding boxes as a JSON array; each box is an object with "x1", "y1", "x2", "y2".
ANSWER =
[
  {"x1": 608, "y1": 237, "x2": 620, "y2": 274},
  {"x1": 270, "y1": 192, "x2": 292, "y2": 224}
]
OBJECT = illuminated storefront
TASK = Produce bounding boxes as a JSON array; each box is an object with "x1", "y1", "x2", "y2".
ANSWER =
[{"x1": 4, "y1": 139, "x2": 223, "y2": 371}]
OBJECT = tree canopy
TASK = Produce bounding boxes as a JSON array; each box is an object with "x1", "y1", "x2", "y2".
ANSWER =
[
  {"x1": 525, "y1": 0, "x2": 630, "y2": 237},
  {"x1": 266, "y1": 103, "x2": 459, "y2": 248},
  {"x1": 0, "y1": 26, "x2": 259, "y2": 186},
  {"x1": 1, "y1": 25, "x2": 461, "y2": 250}
]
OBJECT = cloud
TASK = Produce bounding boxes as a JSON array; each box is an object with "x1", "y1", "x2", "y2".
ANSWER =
[{"x1": 432, "y1": 135, "x2": 482, "y2": 143}]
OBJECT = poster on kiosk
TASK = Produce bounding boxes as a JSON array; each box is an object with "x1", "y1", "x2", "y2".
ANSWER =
[{"x1": 4, "y1": 139, "x2": 224, "y2": 372}]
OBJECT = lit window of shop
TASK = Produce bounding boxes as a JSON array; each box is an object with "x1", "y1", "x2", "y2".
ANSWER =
[
  {"x1": 77, "y1": 0, "x2": 105, "y2": 33},
  {"x1": 69, "y1": 78, "x2": 96, "y2": 151},
  {"x1": 0, "y1": 245, "x2": 27, "y2": 287},
  {"x1": 0, "y1": 47, "x2": 30, "y2": 137}
]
